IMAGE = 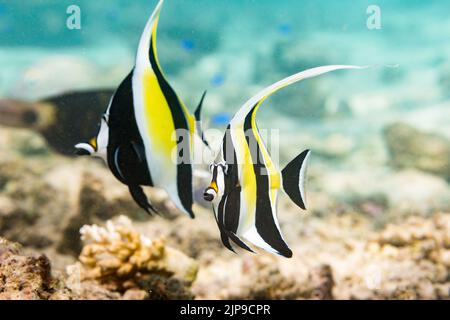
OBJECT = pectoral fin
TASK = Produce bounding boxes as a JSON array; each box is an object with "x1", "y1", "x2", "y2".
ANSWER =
[{"x1": 130, "y1": 141, "x2": 146, "y2": 163}]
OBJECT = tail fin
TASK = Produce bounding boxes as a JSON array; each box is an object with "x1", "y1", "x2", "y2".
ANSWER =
[{"x1": 282, "y1": 150, "x2": 311, "y2": 210}]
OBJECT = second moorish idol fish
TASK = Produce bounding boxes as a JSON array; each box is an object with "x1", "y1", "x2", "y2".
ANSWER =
[
  {"x1": 75, "y1": 0, "x2": 209, "y2": 217},
  {"x1": 203, "y1": 65, "x2": 365, "y2": 258}
]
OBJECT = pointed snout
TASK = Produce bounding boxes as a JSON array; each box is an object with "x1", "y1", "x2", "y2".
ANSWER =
[
  {"x1": 75, "y1": 148, "x2": 91, "y2": 156},
  {"x1": 74, "y1": 143, "x2": 94, "y2": 156}
]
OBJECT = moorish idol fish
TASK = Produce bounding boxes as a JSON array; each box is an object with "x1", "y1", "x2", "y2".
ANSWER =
[
  {"x1": 204, "y1": 65, "x2": 364, "y2": 258},
  {"x1": 0, "y1": 89, "x2": 114, "y2": 155},
  {"x1": 75, "y1": 0, "x2": 209, "y2": 217}
]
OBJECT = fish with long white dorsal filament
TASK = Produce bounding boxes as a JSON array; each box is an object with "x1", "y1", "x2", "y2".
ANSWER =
[
  {"x1": 75, "y1": 0, "x2": 209, "y2": 217},
  {"x1": 203, "y1": 65, "x2": 366, "y2": 258}
]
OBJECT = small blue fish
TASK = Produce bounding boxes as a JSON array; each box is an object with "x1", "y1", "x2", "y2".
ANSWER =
[
  {"x1": 278, "y1": 23, "x2": 293, "y2": 36},
  {"x1": 211, "y1": 73, "x2": 225, "y2": 87},
  {"x1": 181, "y1": 39, "x2": 195, "y2": 52},
  {"x1": 105, "y1": 8, "x2": 119, "y2": 21},
  {"x1": 211, "y1": 112, "x2": 232, "y2": 126}
]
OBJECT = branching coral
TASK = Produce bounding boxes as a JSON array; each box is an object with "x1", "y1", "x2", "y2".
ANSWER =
[{"x1": 69, "y1": 216, "x2": 198, "y2": 299}]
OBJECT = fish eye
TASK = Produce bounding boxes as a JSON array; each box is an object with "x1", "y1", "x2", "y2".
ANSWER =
[{"x1": 22, "y1": 110, "x2": 38, "y2": 125}]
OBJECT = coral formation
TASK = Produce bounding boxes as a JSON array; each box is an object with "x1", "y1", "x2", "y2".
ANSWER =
[
  {"x1": 384, "y1": 122, "x2": 450, "y2": 179},
  {"x1": 336, "y1": 214, "x2": 450, "y2": 299},
  {"x1": 0, "y1": 237, "x2": 61, "y2": 300},
  {"x1": 69, "y1": 216, "x2": 198, "y2": 299},
  {"x1": 191, "y1": 211, "x2": 450, "y2": 300},
  {"x1": 2, "y1": 0, "x2": 450, "y2": 302},
  {"x1": 0, "y1": 133, "x2": 170, "y2": 258},
  {"x1": 0, "y1": 237, "x2": 135, "y2": 300},
  {"x1": 229, "y1": 256, "x2": 334, "y2": 300}
]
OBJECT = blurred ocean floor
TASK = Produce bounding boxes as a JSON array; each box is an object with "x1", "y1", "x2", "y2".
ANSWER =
[{"x1": 0, "y1": 0, "x2": 450, "y2": 299}]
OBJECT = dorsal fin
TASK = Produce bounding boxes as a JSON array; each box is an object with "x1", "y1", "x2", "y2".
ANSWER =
[
  {"x1": 194, "y1": 91, "x2": 210, "y2": 148},
  {"x1": 135, "y1": 0, "x2": 164, "y2": 72},
  {"x1": 230, "y1": 65, "x2": 366, "y2": 126},
  {"x1": 135, "y1": 0, "x2": 195, "y2": 129},
  {"x1": 194, "y1": 91, "x2": 207, "y2": 121}
]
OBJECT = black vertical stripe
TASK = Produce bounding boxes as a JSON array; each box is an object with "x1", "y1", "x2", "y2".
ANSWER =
[
  {"x1": 216, "y1": 196, "x2": 234, "y2": 252},
  {"x1": 211, "y1": 128, "x2": 254, "y2": 253},
  {"x1": 243, "y1": 106, "x2": 292, "y2": 258},
  {"x1": 217, "y1": 188, "x2": 254, "y2": 253},
  {"x1": 148, "y1": 35, "x2": 194, "y2": 218},
  {"x1": 107, "y1": 70, "x2": 154, "y2": 187},
  {"x1": 222, "y1": 128, "x2": 240, "y2": 234}
]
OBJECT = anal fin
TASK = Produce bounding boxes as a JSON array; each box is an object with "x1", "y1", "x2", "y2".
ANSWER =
[{"x1": 130, "y1": 141, "x2": 146, "y2": 164}]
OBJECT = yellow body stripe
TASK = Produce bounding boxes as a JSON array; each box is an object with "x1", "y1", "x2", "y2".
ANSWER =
[
  {"x1": 187, "y1": 113, "x2": 195, "y2": 152},
  {"x1": 234, "y1": 126, "x2": 257, "y2": 230},
  {"x1": 142, "y1": 69, "x2": 176, "y2": 155},
  {"x1": 251, "y1": 103, "x2": 281, "y2": 191},
  {"x1": 149, "y1": 19, "x2": 195, "y2": 152}
]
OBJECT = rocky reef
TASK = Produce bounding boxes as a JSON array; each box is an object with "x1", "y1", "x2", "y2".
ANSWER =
[
  {"x1": 190, "y1": 211, "x2": 450, "y2": 300},
  {"x1": 228, "y1": 257, "x2": 335, "y2": 300},
  {"x1": 0, "y1": 237, "x2": 55, "y2": 300},
  {"x1": 1, "y1": 112, "x2": 450, "y2": 300},
  {"x1": 0, "y1": 216, "x2": 199, "y2": 300},
  {"x1": 3, "y1": 212, "x2": 449, "y2": 300},
  {"x1": 384, "y1": 122, "x2": 450, "y2": 180},
  {"x1": 1, "y1": 0, "x2": 450, "y2": 302},
  {"x1": 337, "y1": 214, "x2": 450, "y2": 299}
]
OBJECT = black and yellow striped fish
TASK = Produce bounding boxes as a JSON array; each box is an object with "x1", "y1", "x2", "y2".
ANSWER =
[
  {"x1": 204, "y1": 65, "x2": 364, "y2": 258},
  {"x1": 75, "y1": 0, "x2": 208, "y2": 217}
]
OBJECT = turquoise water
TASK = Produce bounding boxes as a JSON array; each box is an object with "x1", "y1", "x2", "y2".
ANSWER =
[
  {"x1": 2, "y1": 2, "x2": 450, "y2": 301},
  {"x1": 0, "y1": 0, "x2": 449, "y2": 160}
]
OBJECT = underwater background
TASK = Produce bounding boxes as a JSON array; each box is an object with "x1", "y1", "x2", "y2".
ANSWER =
[{"x1": 0, "y1": 0, "x2": 450, "y2": 300}]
